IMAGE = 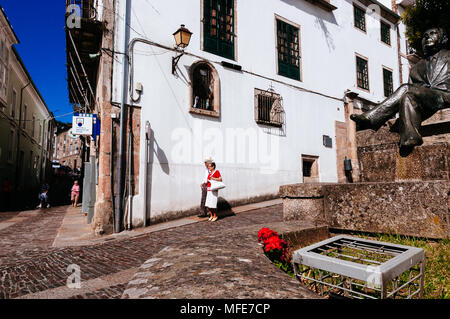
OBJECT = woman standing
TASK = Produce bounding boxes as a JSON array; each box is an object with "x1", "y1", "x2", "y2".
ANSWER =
[
  {"x1": 205, "y1": 162, "x2": 222, "y2": 222},
  {"x1": 71, "y1": 180, "x2": 80, "y2": 207}
]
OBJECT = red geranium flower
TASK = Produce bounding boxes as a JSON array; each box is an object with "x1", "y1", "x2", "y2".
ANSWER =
[
  {"x1": 264, "y1": 236, "x2": 283, "y2": 252},
  {"x1": 258, "y1": 227, "x2": 279, "y2": 243}
]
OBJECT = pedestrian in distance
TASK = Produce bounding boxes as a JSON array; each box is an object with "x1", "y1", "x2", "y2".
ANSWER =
[
  {"x1": 71, "y1": 180, "x2": 80, "y2": 207},
  {"x1": 205, "y1": 161, "x2": 223, "y2": 222},
  {"x1": 37, "y1": 190, "x2": 50, "y2": 208},
  {"x1": 37, "y1": 185, "x2": 50, "y2": 209},
  {"x1": 198, "y1": 157, "x2": 213, "y2": 218}
]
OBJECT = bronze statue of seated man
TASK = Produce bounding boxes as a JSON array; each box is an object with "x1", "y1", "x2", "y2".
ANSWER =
[{"x1": 350, "y1": 28, "x2": 449, "y2": 150}]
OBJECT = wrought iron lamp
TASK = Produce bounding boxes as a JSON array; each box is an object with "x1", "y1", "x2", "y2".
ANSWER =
[{"x1": 172, "y1": 24, "x2": 192, "y2": 74}]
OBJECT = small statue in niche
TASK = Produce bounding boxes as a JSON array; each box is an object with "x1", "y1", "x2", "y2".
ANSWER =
[{"x1": 350, "y1": 28, "x2": 449, "y2": 153}]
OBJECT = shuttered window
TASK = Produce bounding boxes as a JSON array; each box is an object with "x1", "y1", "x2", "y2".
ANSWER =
[
  {"x1": 356, "y1": 56, "x2": 369, "y2": 90},
  {"x1": 383, "y1": 68, "x2": 393, "y2": 97},
  {"x1": 203, "y1": 0, "x2": 235, "y2": 60},
  {"x1": 277, "y1": 19, "x2": 300, "y2": 81},
  {"x1": 381, "y1": 21, "x2": 391, "y2": 45},
  {"x1": 354, "y1": 5, "x2": 366, "y2": 32}
]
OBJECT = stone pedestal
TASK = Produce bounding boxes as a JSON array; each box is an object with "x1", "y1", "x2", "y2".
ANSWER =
[
  {"x1": 279, "y1": 184, "x2": 326, "y2": 225},
  {"x1": 280, "y1": 181, "x2": 450, "y2": 239},
  {"x1": 281, "y1": 111, "x2": 450, "y2": 239}
]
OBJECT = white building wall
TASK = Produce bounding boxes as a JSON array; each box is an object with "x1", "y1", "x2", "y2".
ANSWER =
[{"x1": 111, "y1": 0, "x2": 403, "y2": 225}]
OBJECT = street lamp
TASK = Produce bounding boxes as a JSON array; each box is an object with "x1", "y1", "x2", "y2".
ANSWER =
[{"x1": 172, "y1": 24, "x2": 192, "y2": 74}]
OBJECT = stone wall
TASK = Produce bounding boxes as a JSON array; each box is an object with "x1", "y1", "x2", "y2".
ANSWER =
[{"x1": 280, "y1": 181, "x2": 450, "y2": 239}]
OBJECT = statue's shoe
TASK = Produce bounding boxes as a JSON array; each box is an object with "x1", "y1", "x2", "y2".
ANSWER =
[
  {"x1": 350, "y1": 114, "x2": 382, "y2": 131},
  {"x1": 400, "y1": 136, "x2": 423, "y2": 148}
]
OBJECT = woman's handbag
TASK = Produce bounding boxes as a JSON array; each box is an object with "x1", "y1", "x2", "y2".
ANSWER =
[{"x1": 209, "y1": 179, "x2": 226, "y2": 191}]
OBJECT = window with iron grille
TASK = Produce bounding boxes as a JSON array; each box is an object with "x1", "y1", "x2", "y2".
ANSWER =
[
  {"x1": 381, "y1": 21, "x2": 391, "y2": 45},
  {"x1": 356, "y1": 56, "x2": 369, "y2": 90},
  {"x1": 255, "y1": 88, "x2": 284, "y2": 127},
  {"x1": 354, "y1": 5, "x2": 366, "y2": 32},
  {"x1": 192, "y1": 64, "x2": 214, "y2": 111},
  {"x1": 383, "y1": 68, "x2": 394, "y2": 97},
  {"x1": 203, "y1": 0, "x2": 235, "y2": 60},
  {"x1": 277, "y1": 19, "x2": 300, "y2": 81}
]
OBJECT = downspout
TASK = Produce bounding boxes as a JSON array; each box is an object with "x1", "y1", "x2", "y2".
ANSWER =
[
  {"x1": 115, "y1": 0, "x2": 131, "y2": 233},
  {"x1": 14, "y1": 82, "x2": 31, "y2": 190},
  {"x1": 39, "y1": 118, "x2": 46, "y2": 184}
]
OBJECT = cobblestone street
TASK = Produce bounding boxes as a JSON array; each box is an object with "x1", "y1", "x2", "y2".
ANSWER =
[{"x1": 0, "y1": 202, "x2": 319, "y2": 299}]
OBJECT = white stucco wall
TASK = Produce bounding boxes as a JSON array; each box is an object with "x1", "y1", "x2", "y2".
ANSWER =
[{"x1": 111, "y1": 0, "x2": 403, "y2": 226}]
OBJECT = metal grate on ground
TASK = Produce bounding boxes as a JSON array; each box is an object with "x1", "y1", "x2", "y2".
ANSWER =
[{"x1": 293, "y1": 235, "x2": 425, "y2": 299}]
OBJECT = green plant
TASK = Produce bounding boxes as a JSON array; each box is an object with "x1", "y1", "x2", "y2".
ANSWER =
[{"x1": 354, "y1": 232, "x2": 449, "y2": 299}]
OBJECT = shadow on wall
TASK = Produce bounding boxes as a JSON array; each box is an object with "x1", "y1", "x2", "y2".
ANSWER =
[
  {"x1": 280, "y1": 0, "x2": 338, "y2": 52},
  {"x1": 146, "y1": 128, "x2": 170, "y2": 224}
]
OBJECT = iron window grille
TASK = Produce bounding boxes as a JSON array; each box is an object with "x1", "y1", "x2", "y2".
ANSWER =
[
  {"x1": 277, "y1": 19, "x2": 300, "y2": 81},
  {"x1": 254, "y1": 88, "x2": 284, "y2": 127},
  {"x1": 203, "y1": 0, "x2": 235, "y2": 60},
  {"x1": 356, "y1": 56, "x2": 369, "y2": 90},
  {"x1": 192, "y1": 64, "x2": 214, "y2": 111},
  {"x1": 383, "y1": 68, "x2": 394, "y2": 97},
  {"x1": 354, "y1": 5, "x2": 366, "y2": 32},
  {"x1": 381, "y1": 21, "x2": 391, "y2": 45}
]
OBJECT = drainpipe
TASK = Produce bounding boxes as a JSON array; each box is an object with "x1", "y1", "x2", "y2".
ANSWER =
[
  {"x1": 14, "y1": 82, "x2": 31, "y2": 191},
  {"x1": 115, "y1": 0, "x2": 131, "y2": 233}
]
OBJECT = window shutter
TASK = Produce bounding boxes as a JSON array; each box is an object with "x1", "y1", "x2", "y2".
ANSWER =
[
  {"x1": 277, "y1": 19, "x2": 300, "y2": 81},
  {"x1": 203, "y1": 0, "x2": 234, "y2": 60}
]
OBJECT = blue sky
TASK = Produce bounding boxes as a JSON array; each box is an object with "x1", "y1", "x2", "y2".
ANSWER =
[{"x1": 1, "y1": 0, "x2": 73, "y2": 123}]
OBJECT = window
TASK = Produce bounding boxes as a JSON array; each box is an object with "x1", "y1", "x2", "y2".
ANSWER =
[
  {"x1": 254, "y1": 88, "x2": 284, "y2": 127},
  {"x1": 302, "y1": 155, "x2": 319, "y2": 183},
  {"x1": 29, "y1": 151, "x2": 33, "y2": 169},
  {"x1": 381, "y1": 21, "x2": 391, "y2": 45},
  {"x1": 22, "y1": 105, "x2": 27, "y2": 129},
  {"x1": 277, "y1": 18, "x2": 300, "y2": 81},
  {"x1": 32, "y1": 115, "x2": 36, "y2": 137},
  {"x1": 39, "y1": 122, "x2": 42, "y2": 144},
  {"x1": 383, "y1": 68, "x2": 394, "y2": 97},
  {"x1": 303, "y1": 161, "x2": 313, "y2": 177},
  {"x1": 190, "y1": 61, "x2": 220, "y2": 117},
  {"x1": 356, "y1": 55, "x2": 369, "y2": 91},
  {"x1": 192, "y1": 64, "x2": 214, "y2": 110},
  {"x1": 354, "y1": 5, "x2": 366, "y2": 32},
  {"x1": 7, "y1": 130, "x2": 14, "y2": 161},
  {"x1": 203, "y1": 0, "x2": 235, "y2": 60},
  {"x1": 0, "y1": 37, "x2": 8, "y2": 101},
  {"x1": 11, "y1": 90, "x2": 17, "y2": 119}
]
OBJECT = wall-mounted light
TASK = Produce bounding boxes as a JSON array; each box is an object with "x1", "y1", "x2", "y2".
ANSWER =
[
  {"x1": 172, "y1": 24, "x2": 192, "y2": 75},
  {"x1": 89, "y1": 52, "x2": 102, "y2": 60}
]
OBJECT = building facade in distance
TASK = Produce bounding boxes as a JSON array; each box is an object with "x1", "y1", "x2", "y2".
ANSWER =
[
  {"x1": 53, "y1": 125, "x2": 82, "y2": 172},
  {"x1": 0, "y1": 5, "x2": 55, "y2": 210}
]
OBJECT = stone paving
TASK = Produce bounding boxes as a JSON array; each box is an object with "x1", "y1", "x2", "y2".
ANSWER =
[{"x1": 0, "y1": 202, "x2": 323, "y2": 299}]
